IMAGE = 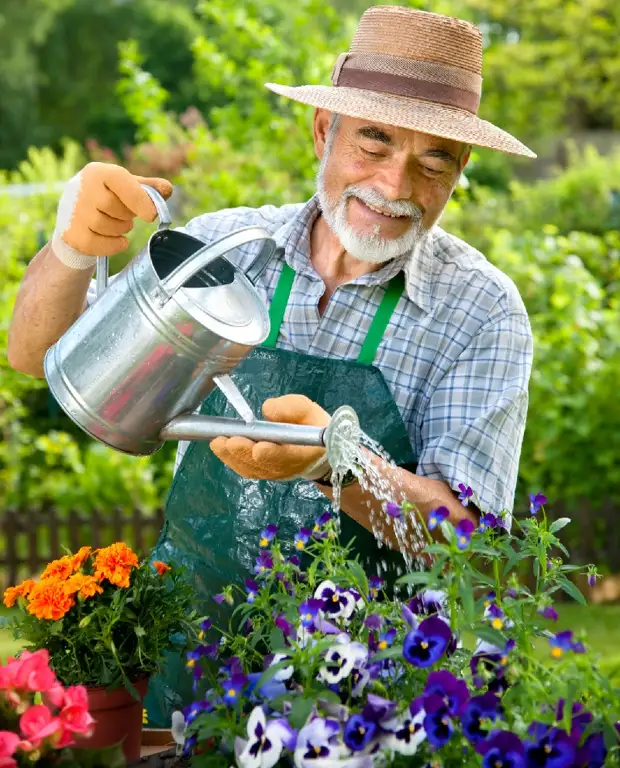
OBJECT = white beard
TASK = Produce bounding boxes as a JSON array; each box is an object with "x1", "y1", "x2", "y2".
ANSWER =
[{"x1": 316, "y1": 149, "x2": 429, "y2": 265}]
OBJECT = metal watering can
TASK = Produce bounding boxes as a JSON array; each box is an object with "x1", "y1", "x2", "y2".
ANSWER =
[{"x1": 44, "y1": 186, "x2": 360, "y2": 457}]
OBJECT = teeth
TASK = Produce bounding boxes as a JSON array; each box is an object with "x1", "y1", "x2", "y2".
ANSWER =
[{"x1": 361, "y1": 200, "x2": 402, "y2": 218}]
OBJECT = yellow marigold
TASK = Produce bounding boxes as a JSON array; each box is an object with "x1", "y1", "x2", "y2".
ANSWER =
[
  {"x1": 40, "y1": 556, "x2": 74, "y2": 582},
  {"x1": 27, "y1": 580, "x2": 75, "y2": 621},
  {"x1": 94, "y1": 542, "x2": 139, "y2": 589},
  {"x1": 152, "y1": 561, "x2": 171, "y2": 576},
  {"x1": 64, "y1": 573, "x2": 103, "y2": 599},
  {"x1": 71, "y1": 546, "x2": 92, "y2": 572},
  {"x1": 3, "y1": 579, "x2": 36, "y2": 608}
]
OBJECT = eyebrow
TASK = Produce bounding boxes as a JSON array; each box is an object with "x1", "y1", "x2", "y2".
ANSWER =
[
  {"x1": 356, "y1": 126, "x2": 394, "y2": 145},
  {"x1": 420, "y1": 148, "x2": 458, "y2": 165}
]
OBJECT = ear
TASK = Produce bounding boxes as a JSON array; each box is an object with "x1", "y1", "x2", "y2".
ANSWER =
[
  {"x1": 313, "y1": 109, "x2": 333, "y2": 161},
  {"x1": 459, "y1": 145, "x2": 472, "y2": 172}
]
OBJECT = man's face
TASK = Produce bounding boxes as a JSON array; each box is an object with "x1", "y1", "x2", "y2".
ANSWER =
[{"x1": 315, "y1": 111, "x2": 469, "y2": 264}]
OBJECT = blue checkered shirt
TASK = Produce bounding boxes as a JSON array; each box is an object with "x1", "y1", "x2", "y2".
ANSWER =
[{"x1": 89, "y1": 196, "x2": 533, "y2": 516}]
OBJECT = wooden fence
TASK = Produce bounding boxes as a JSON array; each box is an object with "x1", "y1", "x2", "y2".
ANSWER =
[{"x1": 0, "y1": 506, "x2": 165, "y2": 590}]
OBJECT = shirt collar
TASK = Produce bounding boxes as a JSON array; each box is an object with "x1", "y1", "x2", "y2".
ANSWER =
[{"x1": 272, "y1": 195, "x2": 435, "y2": 314}]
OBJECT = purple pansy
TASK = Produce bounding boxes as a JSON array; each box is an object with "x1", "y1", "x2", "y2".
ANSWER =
[
  {"x1": 274, "y1": 614, "x2": 295, "y2": 639},
  {"x1": 293, "y1": 718, "x2": 341, "y2": 764},
  {"x1": 259, "y1": 524, "x2": 278, "y2": 547},
  {"x1": 458, "y1": 483, "x2": 474, "y2": 506},
  {"x1": 344, "y1": 714, "x2": 377, "y2": 751},
  {"x1": 364, "y1": 614, "x2": 382, "y2": 630},
  {"x1": 408, "y1": 589, "x2": 447, "y2": 618},
  {"x1": 368, "y1": 575, "x2": 384, "y2": 599},
  {"x1": 294, "y1": 527, "x2": 312, "y2": 551},
  {"x1": 299, "y1": 598, "x2": 324, "y2": 629},
  {"x1": 587, "y1": 571, "x2": 598, "y2": 588},
  {"x1": 287, "y1": 554, "x2": 301, "y2": 567},
  {"x1": 245, "y1": 578, "x2": 260, "y2": 603},
  {"x1": 461, "y1": 693, "x2": 502, "y2": 744},
  {"x1": 477, "y1": 731, "x2": 526, "y2": 768},
  {"x1": 478, "y1": 513, "x2": 498, "y2": 532},
  {"x1": 428, "y1": 506, "x2": 449, "y2": 530},
  {"x1": 318, "y1": 637, "x2": 368, "y2": 685},
  {"x1": 222, "y1": 673, "x2": 248, "y2": 706},
  {"x1": 198, "y1": 618, "x2": 212, "y2": 639},
  {"x1": 377, "y1": 627, "x2": 397, "y2": 650},
  {"x1": 213, "y1": 593, "x2": 226, "y2": 605},
  {"x1": 525, "y1": 723, "x2": 575, "y2": 768},
  {"x1": 424, "y1": 670, "x2": 470, "y2": 716},
  {"x1": 183, "y1": 698, "x2": 214, "y2": 726},
  {"x1": 455, "y1": 518, "x2": 476, "y2": 549},
  {"x1": 254, "y1": 551, "x2": 274, "y2": 574},
  {"x1": 423, "y1": 694, "x2": 453, "y2": 748},
  {"x1": 549, "y1": 630, "x2": 585, "y2": 658},
  {"x1": 576, "y1": 732, "x2": 607, "y2": 768},
  {"x1": 403, "y1": 615, "x2": 453, "y2": 667},
  {"x1": 538, "y1": 605, "x2": 559, "y2": 621},
  {"x1": 386, "y1": 502, "x2": 403, "y2": 519},
  {"x1": 529, "y1": 491, "x2": 547, "y2": 515},
  {"x1": 362, "y1": 693, "x2": 398, "y2": 725}
]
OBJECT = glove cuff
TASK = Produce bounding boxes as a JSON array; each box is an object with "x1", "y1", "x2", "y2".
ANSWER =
[
  {"x1": 301, "y1": 454, "x2": 331, "y2": 482},
  {"x1": 51, "y1": 233, "x2": 98, "y2": 270}
]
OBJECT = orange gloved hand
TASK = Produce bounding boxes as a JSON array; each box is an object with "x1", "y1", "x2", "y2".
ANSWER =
[
  {"x1": 51, "y1": 162, "x2": 173, "y2": 270},
  {"x1": 210, "y1": 395, "x2": 332, "y2": 482}
]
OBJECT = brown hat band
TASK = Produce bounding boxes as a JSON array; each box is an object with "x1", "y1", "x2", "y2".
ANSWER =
[{"x1": 331, "y1": 53, "x2": 482, "y2": 115}]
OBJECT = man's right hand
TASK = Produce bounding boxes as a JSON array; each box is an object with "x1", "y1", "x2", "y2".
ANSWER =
[{"x1": 51, "y1": 162, "x2": 173, "y2": 270}]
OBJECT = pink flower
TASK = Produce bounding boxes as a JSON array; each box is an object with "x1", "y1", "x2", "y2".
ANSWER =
[
  {"x1": 11, "y1": 650, "x2": 58, "y2": 694},
  {"x1": 45, "y1": 684, "x2": 66, "y2": 709},
  {"x1": 19, "y1": 705, "x2": 64, "y2": 748},
  {"x1": 0, "y1": 732, "x2": 20, "y2": 765},
  {"x1": 59, "y1": 686, "x2": 95, "y2": 737}
]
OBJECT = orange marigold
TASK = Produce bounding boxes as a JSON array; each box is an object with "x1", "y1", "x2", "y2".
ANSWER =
[
  {"x1": 71, "y1": 546, "x2": 92, "y2": 572},
  {"x1": 40, "y1": 556, "x2": 74, "y2": 582},
  {"x1": 152, "y1": 561, "x2": 171, "y2": 576},
  {"x1": 93, "y1": 542, "x2": 139, "y2": 589},
  {"x1": 3, "y1": 579, "x2": 36, "y2": 608},
  {"x1": 64, "y1": 573, "x2": 103, "y2": 599},
  {"x1": 27, "y1": 580, "x2": 75, "y2": 621}
]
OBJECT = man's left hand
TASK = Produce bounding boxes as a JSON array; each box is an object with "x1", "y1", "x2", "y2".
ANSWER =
[{"x1": 209, "y1": 394, "x2": 331, "y2": 481}]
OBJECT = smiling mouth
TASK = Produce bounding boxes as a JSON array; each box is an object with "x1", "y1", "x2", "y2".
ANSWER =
[{"x1": 355, "y1": 198, "x2": 410, "y2": 219}]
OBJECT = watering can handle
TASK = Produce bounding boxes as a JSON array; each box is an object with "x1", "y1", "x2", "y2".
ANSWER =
[
  {"x1": 95, "y1": 184, "x2": 173, "y2": 299},
  {"x1": 159, "y1": 227, "x2": 276, "y2": 298}
]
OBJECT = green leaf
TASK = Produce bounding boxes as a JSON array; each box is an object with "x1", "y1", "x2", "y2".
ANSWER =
[
  {"x1": 549, "y1": 517, "x2": 571, "y2": 534},
  {"x1": 134, "y1": 625, "x2": 146, "y2": 638},
  {"x1": 346, "y1": 559, "x2": 369, "y2": 595},
  {"x1": 556, "y1": 577, "x2": 587, "y2": 605},
  {"x1": 289, "y1": 696, "x2": 315, "y2": 729},
  {"x1": 269, "y1": 627, "x2": 285, "y2": 651},
  {"x1": 474, "y1": 625, "x2": 506, "y2": 649},
  {"x1": 440, "y1": 520, "x2": 456, "y2": 545},
  {"x1": 49, "y1": 619, "x2": 64, "y2": 636},
  {"x1": 253, "y1": 660, "x2": 291, "y2": 692},
  {"x1": 395, "y1": 570, "x2": 431, "y2": 587},
  {"x1": 316, "y1": 688, "x2": 344, "y2": 707},
  {"x1": 503, "y1": 546, "x2": 528, "y2": 576},
  {"x1": 470, "y1": 543, "x2": 500, "y2": 558},
  {"x1": 371, "y1": 644, "x2": 404, "y2": 662}
]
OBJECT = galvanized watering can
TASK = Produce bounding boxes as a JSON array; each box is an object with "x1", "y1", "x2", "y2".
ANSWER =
[{"x1": 44, "y1": 186, "x2": 359, "y2": 457}]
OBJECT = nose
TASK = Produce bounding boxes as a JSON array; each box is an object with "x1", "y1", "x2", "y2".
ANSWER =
[{"x1": 373, "y1": 156, "x2": 415, "y2": 203}]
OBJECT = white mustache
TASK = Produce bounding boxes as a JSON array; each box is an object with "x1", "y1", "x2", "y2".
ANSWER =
[{"x1": 343, "y1": 185, "x2": 422, "y2": 220}]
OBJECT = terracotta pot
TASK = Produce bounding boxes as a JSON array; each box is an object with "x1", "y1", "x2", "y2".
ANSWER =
[{"x1": 79, "y1": 677, "x2": 149, "y2": 763}]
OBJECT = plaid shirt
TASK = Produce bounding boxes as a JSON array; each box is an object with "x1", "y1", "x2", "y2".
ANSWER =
[{"x1": 89, "y1": 196, "x2": 533, "y2": 516}]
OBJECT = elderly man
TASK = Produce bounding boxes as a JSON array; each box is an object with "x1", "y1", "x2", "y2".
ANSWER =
[{"x1": 8, "y1": 6, "x2": 534, "y2": 722}]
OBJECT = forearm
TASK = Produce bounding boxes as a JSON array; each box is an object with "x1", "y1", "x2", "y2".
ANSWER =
[
  {"x1": 317, "y1": 450, "x2": 479, "y2": 558},
  {"x1": 7, "y1": 242, "x2": 94, "y2": 377}
]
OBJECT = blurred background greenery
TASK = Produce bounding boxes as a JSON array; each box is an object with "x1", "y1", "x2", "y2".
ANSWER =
[{"x1": 1, "y1": 0, "x2": 620, "y2": 588}]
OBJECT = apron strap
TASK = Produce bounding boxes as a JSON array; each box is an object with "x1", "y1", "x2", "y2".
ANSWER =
[
  {"x1": 263, "y1": 262, "x2": 405, "y2": 364},
  {"x1": 357, "y1": 271, "x2": 405, "y2": 365}
]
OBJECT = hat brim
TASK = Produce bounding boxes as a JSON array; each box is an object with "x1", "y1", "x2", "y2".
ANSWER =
[{"x1": 265, "y1": 83, "x2": 536, "y2": 159}]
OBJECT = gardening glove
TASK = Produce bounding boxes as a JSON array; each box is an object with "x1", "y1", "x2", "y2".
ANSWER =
[
  {"x1": 51, "y1": 162, "x2": 173, "y2": 270},
  {"x1": 210, "y1": 394, "x2": 332, "y2": 482}
]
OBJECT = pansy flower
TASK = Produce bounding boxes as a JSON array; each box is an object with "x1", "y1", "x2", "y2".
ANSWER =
[
  {"x1": 259, "y1": 524, "x2": 278, "y2": 547},
  {"x1": 377, "y1": 628, "x2": 397, "y2": 651},
  {"x1": 538, "y1": 604, "x2": 559, "y2": 621},
  {"x1": 382, "y1": 700, "x2": 426, "y2": 756},
  {"x1": 423, "y1": 694, "x2": 453, "y2": 748},
  {"x1": 477, "y1": 730, "x2": 526, "y2": 768},
  {"x1": 198, "y1": 618, "x2": 212, "y2": 640},
  {"x1": 295, "y1": 527, "x2": 312, "y2": 551},
  {"x1": 315, "y1": 580, "x2": 357, "y2": 620},
  {"x1": 293, "y1": 717, "x2": 341, "y2": 765},
  {"x1": 222, "y1": 673, "x2": 248, "y2": 706},
  {"x1": 575, "y1": 732, "x2": 607, "y2": 768},
  {"x1": 182, "y1": 698, "x2": 214, "y2": 726},
  {"x1": 408, "y1": 589, "x2": 448, "y2": 618},
  {"x1": 361, "y1": 693, "x2": 398, "y2": 726},
  {"x1": 478, "y1": 513, "x2": 498, "y2": 532},
  {"x1": 549, "y1": 630, "x2": 585, "y2": 658},
  {"x1": 350, "y1": 665, "x2": 371, "y2": 698},
  {"x1": 529, "y1": 492, "x2": 547, "y2": 515},
  {"x1": 428, "y1": 506, "x2": 449, "y2": 530},
  {"x1": 525, "y1": 723, "x2": 575, "y2": 768},
  {"x1": 385, "y1": 502, "x2": 403, "y2": 519},
  {"x1": 423, "y1": 670, "x2": 470, "y2": 717},
  {"x1": 236, "y1": 706, "x2": 296, "y2": 768},
  {"x1": 365, "y1": 614, "x2": 382, "y2": 631},
  {"x1": 245, "y1": 578, "x2": 260, "y2": 603},
  {"x1": 318, "y1": 637, "x2": 368, "y2": 686},
  {"x1": 254, "y1": 551, "x2": 274, "y2": 575},
  {"x1": 458, "y1": 483, "x2": 474, "y2": 506},
  {"x1": 344, "y1": 714, "x2": 377, "y2": 752},
  {"x1": 403, "y1": 615, "x2": 453, "y2": 667},
  {"x1": 461, "y1": 693, "x2": 502, "y2": 744},
  {"x1": 368, "y1": 576, "x2": 383, "y2": 599},
  {"x1": 274, "y1": 613, "x2": 295, "y2": 639},
  {"x1": 455, "y1": 518, "x2": 476, "y2": 549},
  {"x1": 299, "y1": 598, "x2": 324, "y2": 629}
]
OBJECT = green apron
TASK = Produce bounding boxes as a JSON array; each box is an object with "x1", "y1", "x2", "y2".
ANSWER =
[{"x1": 145, "y1": 261, "x2": 417, "y2": 726}]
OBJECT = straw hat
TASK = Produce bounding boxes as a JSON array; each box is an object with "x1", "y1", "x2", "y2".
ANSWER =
[{"x1": 265, "y1": 6, "x2": 535, "y2": 158}]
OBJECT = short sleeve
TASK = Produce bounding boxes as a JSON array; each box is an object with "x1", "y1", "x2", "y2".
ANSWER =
[{"x1": 416, "y1": 310, "x2": 533, "y2": 519}]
